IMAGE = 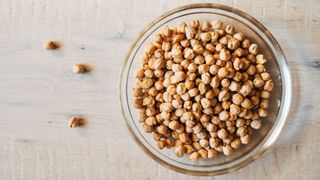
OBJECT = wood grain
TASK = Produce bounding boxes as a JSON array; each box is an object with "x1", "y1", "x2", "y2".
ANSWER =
[{"x1": 0, "y1": 0, "x2": 319, "y2": 179}]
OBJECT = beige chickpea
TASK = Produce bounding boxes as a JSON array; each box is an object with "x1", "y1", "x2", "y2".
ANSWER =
[
  {"x1": 144, "y1": 69, "x2": 154, "y2": 78},
  {"x1": 199, "y1": 139, "x2": 209, "y2": 148},
  {"x1": 264, "y1": 80, "x2": 274, "y2": 91},
  {"x1": 183, "y1": 145, "x2": 194, "y2": 154},
  {"x1": 240, "y1": 134, "x2": 250, "y2": 144},
  {"x1": 219, "y1": 36, "x2": 229, "y2": 45},
  {"x1": 234, "y1": 48, "x2": 245, "y2": 57},
  {"x1": 207, "y1": 149, "x2": 217, "y2": 158},
  {"x1": 134, "y1": 68, "x2": 145, "y2": 78},
  {"x1": 166, "y1": 60, "x2": 174, "y2": 70},
  {"x1": 171, "y1": 98, "x2": 182, "y2": 109},
  {"x1": 221, "y1": 78, "x2": 231, "y2": 88},
  {"x1": 189, "y1": 152, "x2": 200, "y2": 162},
  {"x1": 236, "y1": 118, "x2": 245, "y2": 127},
  {"x1": 171, "y1": 64, "x2": 182, "y2": 73},
  {"x1": 162, "y1": 41, "x2": 171, "y2": 51},
  {"x1": 232, "y1": 93, "x2": 244, "y2": 105},
  {"x1": 245, "y1": 64, "x2": 255, "y2": 75},
  {"x1": 233, "y1": 72, "x2": 242, "y2": 82},
  {"x1": 159, "y1": 102, "x2": 174, "y2": 112},
  {"x1": 133, "y1": 98, "x2": 143, "y2": 108},
  {"x1": 217, "y1": 129, "x2": 228, "y2": 140},
  {"x1": 231, "y1": 138, "x2": 241, "y2": 149},
  {"x1": 256, "y1": 54, "x2": 267, "y2": 64},
  {"x1": 200, "y1": 32, "x2": 211, "y2": 42},
  {"x1": 236, "y1": 126, "x2": 247, "y2": 137},
  {"x1": 211, "y1": 20, "x2": 223, "y2": 29},
  {"x1": 146, "y1": 106, "x2": 156, "y2": 116},
  {"x1": 222, "y1": 145, "x2": 233, "y2": 155},
  {"x1": 256, "y1": 64, "x2": 266, "y2": 73},
  {"x1": 203, "y1": 55, "x2": 214, "y2": 65},
  {"x1": 171, "y1": 48, "x2": 183, "y2": 60},
  {"x1": 187, "y1": 62, "x2": 197, "y2": 73},
  {"x1": 242, "y1": 39, "x2": 250, "y2": 49},
  {"x1": 260, "y1": 99, "x2": 269, "y2": 109},
  {"x1": 261, "y1": 90, "x2": 271, "y2": 99},
  {"x1": 193, "y1": 44, "x2": 204, "y2": 54},
  {"x1": 228, "y1": 81, "x2": 240, "y2": 92},
  {"x1": 154, "y1": 70, "x2": 164, "y2": 78},
  {"x1": 239, "y1": 84, "x2": 252, "y2": 97},
  {"x1": 145, "y1": 117, "x2": 157, "y2": 126},
  {"x1": 183, "y1": 47, "x2": 194, "y2": 60},
  {"x1": 205, "y1": 43, "x2": 215, "y2": 53},
  {"x1": 162, "y1": 26, "x2": 171, "y2": 36},
  {"x1": 210, "y1": 76, "x2": 220, "y2": 88},
  {"x1": 233, "y1": 32, "x2": 245, "y2": 41},
  {"x1": 219, "y1": 110, "x2": 230, "y2": 121},
  {"x1": 230, "y1": 104, "x2": 241, "y2": 115},
  {"x1": 205, "y1": 89, "x2": 215, "y2": 99},
  {"x1": 199, "y1": 20, "x2": 211, "y2": 31},
  {"x1": 209, "y1": 138, "x2": 219, "y2": 149},
  {"x1": 198, "y1": 149, "x2": 208, "y2": 158},
  {"x1": 241, "y1": 98, "x2": 253, "y2": 109},
  {"x1": 146, "y1": 43, "x2": 157, "y2": 55},
  {"x1": 253, "y1": 76, "x2": 264, "y2": 88},
  {"x1": 248, "y1": 43, "x2": 258, "y2": 55},
  {"x1": 215, "y1": 29, "x2": 226, "y2": 36},
  {"x1": 208, "y1": 65, "x2": 219, "y2": 76},
  {"x1": 261, "y1": 72, "x2": 271, "y2": 81},
  {"x1": 258, "y1": 108, "x2": 268, "y2": 117},
  {"x1": 173, "y1": 71, "x2": 185, "y2": 83},
  {"x1": 133, "y1": 87, "x2": 144, "y2": 97},
  {"x1": 196, "y1": 82, "x2": 206, "y2": 95},
  {"x1": 179, "y1": 133, "x2": 190, "y2": 143},
  {"x1": 228, "y1": 38, "x2": 240, "y2": 50},
  {"x1": 174, "y1": 145, "x2": 185, "y2": 157},
  {"x1": 219, "y1": 48, "x2": 231, "y2": 61},
  {"x1": 198, "y1": 64, "x2": 209, "y2": 74},
  {"x1": 199, "y1": 98, "x2": 211, "y2": 109},
  {"x1": 250, "y1": 120, "x2": 262, "y2": 130},
  {"x1": 175, "y1": 83, "x2": 186, "y2": 95},
  {"x1": 250, "y1": 95, "x2": 260, "y2": 106},
  {"x1": 217, "y1": 67, "x2": 229, "y2": 78},
  {"x1": 173, "y1": 33, "x2": 185, "y2": 43},
  {"x1": 215, "y1": 43, "x2": 224, "y2": 52},
  {"x1": 225, "y1": 25, "x2": 235, "y2": 34},
  {"x1": 187, "y1": 88, "x2": 198, "y2": 97},
  {"x1": 194, "y1": 55, "x2": 205, "y2": 65},
  {"x1": 218, "y1": 90, "x2": 230, "y2": 102}
]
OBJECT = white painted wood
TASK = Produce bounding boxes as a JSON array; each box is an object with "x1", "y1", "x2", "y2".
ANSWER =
[{"x1": 0, "y1": 0, "x2": 319, "y2": 179}]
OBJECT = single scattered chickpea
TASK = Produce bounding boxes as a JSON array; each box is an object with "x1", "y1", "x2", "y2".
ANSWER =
[{"x1": 73, "y1": 64, "x2": 88, "y2": 74}]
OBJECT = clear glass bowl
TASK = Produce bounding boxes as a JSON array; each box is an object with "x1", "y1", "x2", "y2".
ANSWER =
[{"x1": 119, "y1": 3, "x2": 292, "y2": 176}]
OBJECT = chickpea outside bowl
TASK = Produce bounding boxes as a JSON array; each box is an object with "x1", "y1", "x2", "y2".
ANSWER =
[{"x1": 119, "y1": 3, "x2": 291, "y2": 176}]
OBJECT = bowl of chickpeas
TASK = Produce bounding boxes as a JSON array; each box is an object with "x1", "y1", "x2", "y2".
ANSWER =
[{"x1": 119, "y1": 3, "x2": 292, "y2": 176}]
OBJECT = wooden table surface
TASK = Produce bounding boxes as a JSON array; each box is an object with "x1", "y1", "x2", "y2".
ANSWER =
[{"x1": 0, "y1": 0, "x2": 319, "y2": 179}]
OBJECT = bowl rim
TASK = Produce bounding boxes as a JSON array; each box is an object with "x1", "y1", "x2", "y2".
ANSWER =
[{"x1": 119, "y1": 3, "x2": 292, "y2": 176}]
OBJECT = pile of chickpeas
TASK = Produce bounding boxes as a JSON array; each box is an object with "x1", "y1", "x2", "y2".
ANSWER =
[{"x1": 132, "y1": 20, "x2": 273, "y2": 162}]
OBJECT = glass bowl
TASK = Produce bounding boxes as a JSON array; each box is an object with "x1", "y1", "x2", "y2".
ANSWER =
[{"x1": 119, "y1": 3, "x2": 291, "y2": 176}]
